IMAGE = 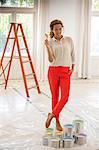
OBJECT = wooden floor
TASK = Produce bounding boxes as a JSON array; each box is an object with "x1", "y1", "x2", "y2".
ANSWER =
[{"x1": 0, "y1": 79, "x2": 99, "y2": 150}]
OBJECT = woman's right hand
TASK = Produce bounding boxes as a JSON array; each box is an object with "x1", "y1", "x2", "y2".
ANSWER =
[
  {"x1": 45, "y1": 33, "x2": 50, "y2": 48},
  {"x1": 44, "y1": 33, "x2": 56, "y2": 61}
]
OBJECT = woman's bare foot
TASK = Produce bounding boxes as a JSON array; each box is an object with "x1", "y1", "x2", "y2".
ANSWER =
[
  {"x1": 45, "y1": 113, "x2": 54, "y2": 128},
  {"x1": 56, "y1": 119, "x2": 63, "y2": 131}
]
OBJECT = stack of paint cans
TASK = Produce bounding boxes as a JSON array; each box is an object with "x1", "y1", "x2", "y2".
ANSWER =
[
  {"x1": 73, "y1": 119, "x2": 87, "y2": 145},
  {"x1": 73, "y1": 133, "x2": 87, "y2": 145},
  {"x1": 43, "y1": 126, "x2": 75, "y2": 148},
  {"x1": 42, "y1": 119, "x2": 87, "y2": 148},
  {"x1": 49, "y1": 130, "x2": 64, "y2": 148},
  {"x1": 54, "y1": 130, "x2": 64, "y2": 138},
  {"x1": 42, "y1": 128, "x2": 54, "y2": 146},
  {"x1": 63, "y1": 124, "x2": 74, "y2": 148},
  {"x1": 53, "y1": 131, "x2": 64, "y2": 148},
  {"x1": 63, "y1": 124, "x2": 74, "y2": 137},
  {"x1": 73, "y1": 119, "x2": 84, "y2": 134}
]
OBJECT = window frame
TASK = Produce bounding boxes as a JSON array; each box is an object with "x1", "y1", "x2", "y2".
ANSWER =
[{"x1": 0, "y1": 7, "x2": 35, "y2": 14}]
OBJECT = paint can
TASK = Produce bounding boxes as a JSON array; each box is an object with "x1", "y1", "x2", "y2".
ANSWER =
[
  {"x1": 63, "y1": 137, "x2": 74, "y2": 148},
  {"x1": 50, "y1": 137, "x2": 60, "y2": 148},
  {"x1": 45, "y1": 131, "x2": 53, "y2": 137},
  {"x1": 59, "y1": 139, "x2": 64, "y2": 148},
  {"x1": 63, "y1": 124, "x2": 74, "y2": 137},
  {"x1": 54, "y1": 130, "x2": 64, "y2": 138},
  {"x1": 73, "y1": 119, "x2": 84, "y2": 134},
  {"x1": 74, "y1": 133, "x2": 87, "y2": 145},
  {"x1": 42, "y1": 135, "x2": 50, "y2": 146},
  {"x1": 45, "y1": 128, "x2": 54, "y2": 137}
]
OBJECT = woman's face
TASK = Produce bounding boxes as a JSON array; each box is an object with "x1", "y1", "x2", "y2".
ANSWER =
[{"x1": 52, "y1": 24, "x2": 63, "y2": 39}]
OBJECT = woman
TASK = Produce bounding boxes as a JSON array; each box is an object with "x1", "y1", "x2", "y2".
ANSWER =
[{"x1": 45, "y1": 19, "x2": 75, "y2": 131}]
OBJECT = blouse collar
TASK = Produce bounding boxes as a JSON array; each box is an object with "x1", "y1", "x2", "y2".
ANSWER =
[{"x1": 52, "y1": 35, "x2": 64, "y2": 42}]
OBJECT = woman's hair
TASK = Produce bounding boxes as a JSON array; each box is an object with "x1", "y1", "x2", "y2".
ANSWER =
[{"x1": 50, "y1": 19, "x2": 64, "y2": 38}]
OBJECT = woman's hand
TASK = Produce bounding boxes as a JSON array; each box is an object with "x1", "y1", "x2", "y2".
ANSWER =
[
  {"x1": 44, "y1": 33, "x2": 55, "y2": 62},
  {"x1": 68, "y1": 69, "x2": 73, "y2": 75},
  {"x1": 68, "y1": 64, "x2": 75, "y2": 76},
  {"x1": 45, "y1": 39, "x2": 50, "y2": 48},
  {"x1": 45, "y1": 33, "x2": 50, "y2": 48}
]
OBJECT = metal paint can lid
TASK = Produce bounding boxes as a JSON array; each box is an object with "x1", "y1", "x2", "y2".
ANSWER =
[
  {"x1": 63, "y1": 137, "x2": 74, "y2": 140},
  {"x1": 64, "y1": 124, "x2": 74, "y2": 128},
  {"x1": 51, "y1": 138, "x2": 60, "y2": 141},
  {"x1": 55, "y1": 131, "x2": 63, "y2": 135},
  {"x1": 46, "y1": 131, "x2": 53, "y2": 136},
  {"x1": 73, "y1": 119, "x2": 84, "y2": 123},
  {"x1": 46, "y1": 131, "x2": 53, "y2": 134},
  {"x1": 79, "y1": 133, "x2": 87, "y2": 136},
  {"x1": 77, "y1": 133, "x2": 87, "y2": 138}
]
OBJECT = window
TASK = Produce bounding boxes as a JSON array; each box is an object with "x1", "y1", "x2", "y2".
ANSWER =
[
  {"x1": 92, "y1": 0, "x2": 99, "y2": 11},
  {"x1": 91, "y1": 0, "x2": 99, "y2": 56},
  {"x1": 0, "y1": 0, "x2": 36, "y2": 56},
  {"x1": 0, "y1": 14, "x2": 11, "y2": 53},
  {"x1": 16, "y1": 14, "x2": 34, "y2": 56},
  {"x1": 0, "y1": 0, "x2": 34, "y2": 8},
  {"x1": 91, "y1": 16, "x2": 99, "y2": 55}
]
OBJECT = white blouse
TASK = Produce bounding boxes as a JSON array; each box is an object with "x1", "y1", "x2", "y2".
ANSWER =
[{"x1": 49, "y1": 36, "x2": 75, "y2": 67}]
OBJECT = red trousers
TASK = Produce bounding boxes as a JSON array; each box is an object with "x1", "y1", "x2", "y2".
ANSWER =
[{"x1": 48, "y1": 66, "x2": 71, "y2": 119}]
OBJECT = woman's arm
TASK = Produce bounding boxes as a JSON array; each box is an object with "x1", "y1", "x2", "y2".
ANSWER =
[
  {"x1": 69, "y1": 38, "x2": 75, "y2": 74},
  {"x1": 45, "y1": 42, "x2": 54, "y2": 62},
  {"x1": 45, "y1": 34, "x2": 55, "y2": 62}
]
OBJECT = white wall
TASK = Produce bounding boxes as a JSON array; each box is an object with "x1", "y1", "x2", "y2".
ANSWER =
[{"x1": 46, "y1": 0, "x2": 99, "y2": 78}]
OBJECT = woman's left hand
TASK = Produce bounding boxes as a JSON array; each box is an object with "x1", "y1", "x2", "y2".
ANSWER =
[
  {"x1": 68, "y1": 69, "x2": 74, "y2": 76},
  {"x1": 68, "y1": 64, "x2": 75, "y2": 76}
]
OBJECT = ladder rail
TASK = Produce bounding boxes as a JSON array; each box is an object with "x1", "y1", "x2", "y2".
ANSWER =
[
  {"x1": 5, "y1": 24, "x2": 18, "y2": 89},
  {"x1": 19, "y1": 24, "x2": 41, "y2": 94},
  {"x1": 0, "y1": 24, "x2": 13, "y2": 65},
  {"x1": 0, "y1": 24, "x2": 13, "y2": 83},
  {"x1": 0, "y1": 61, "x2": 10, "y2": 78},
  {"x1": 0, "y1": 64, "x2": 6, "y2": 85},
  {"x1": 15, "y1": 24, "x2": 29, "y2": 97}
]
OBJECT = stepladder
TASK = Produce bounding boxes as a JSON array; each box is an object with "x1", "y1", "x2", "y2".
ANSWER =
[{"x1": 0, "y1": 23, "x2": 41, "y2": 97}]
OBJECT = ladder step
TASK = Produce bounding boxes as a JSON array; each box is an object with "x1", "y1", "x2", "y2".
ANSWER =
[
  {"x1": 28, "y1": 85, "x2": 39, "y2": 90},
  {"x1": 10, "y1": 22, "x2": 20, "y2": 24},
  {"x1": 7, "y1": 36, "x2": 25, "y2": 39},
  {"x1": 4, "y1": 56, "x2": 28, "y2": 59},
  {"x1": 25, "y1": 73, "x2": 34, "y2": 77},
  {"x1": 20, "y1": 48, "x2": 28, "y2": 50},
  {"x1": 22, "y1": 60, "x2": 32, "y2": 63},
  {"x1": 26, "y1": 77, "x2": 34, "y2": 80},
  {"x1": 18, "y1": 35, "x2": 25, "y2": 38},
  {"x1": 8, "y1": 37, "x2": 15, "y2": 39},
  {"x1": 25, "y1": 73, "x2": 35, "y2": 80},
  {"x1": 14, "y1": 56, "x2": 28, "y2": 59}
]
